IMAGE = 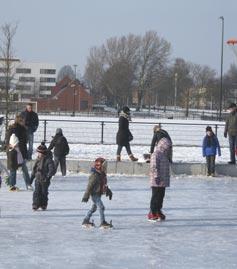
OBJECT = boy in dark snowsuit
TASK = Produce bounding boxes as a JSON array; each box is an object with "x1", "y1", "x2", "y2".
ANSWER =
[
  {"x1": 48, "y1": 128, "x2": 69, "y2": 176},
  {"x1": 31, "y1": 142, "x2": 55, "y2": 210},
  {"x1": 202, "y1": 126, "x2": 221, "y2": 177},
  {"x1": 82, "y1": 157, "x2": 113, "y2": 228}
]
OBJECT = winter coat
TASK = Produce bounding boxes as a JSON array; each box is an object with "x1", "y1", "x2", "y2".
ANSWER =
[
  {"x1": 116, "y1": 112, "x2": 133, "y2": 146},
  {"x1": 150, "y1": 138, "x2": 172, "y2": 188},
  {"x1": 5, "y1": 123, "x2": 28, "y2": 159},
  {"x1": 202, "y1": 134, "x2": 221, "y2": 157},
  {"x1": 7, "y1": 134, "x2": 23, "y2": 170},
  {"x1": 48, "y1": 134, "x2": 69, "y2": 157},
  {"x1": 20, "y1": 110, "x2": 39, "y2": 133},
  {"x1": 224, "y1": 111, "x2": 237, "y2": 136},
  {"x1": 82, "y1": 169, "x2": 107, "y2": 200},
  {"x1": 150, "y1": 129, "x2": 172, "y2": 153},
  {"x1": 31, "y1": 152, "x2": 55, "y2": 183}
]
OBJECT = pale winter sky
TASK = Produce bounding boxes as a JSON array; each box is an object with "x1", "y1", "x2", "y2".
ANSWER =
[{"x1": 0, "y1": 0, "x2": 237, "y2": 75}]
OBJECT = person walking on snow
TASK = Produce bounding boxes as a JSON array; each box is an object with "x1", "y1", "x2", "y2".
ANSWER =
[
  {"x1": 31, "y1": 142, "x2": 55, "y2": 211},
  {"x1": 48, "y1": 128, "x2": 69, "y2": 176},
  {"x1": 20, "y1": 103, "x2": 39, "y2": 160},
  {"x1": 224, "y1": 103, "x2": 237, "y2": 164},
  {"x1": 202, "y1": 126, "x2": 221, "y2": 177},
  {"x1": 82, "y1": 157, "x2": 113, "y2": 228},
  {"x1": 116, "y1": 106, "x2": 138, "y2": 162},
  {"x1": 148, "y1": 137, "x2": 172, "y2": 221}
]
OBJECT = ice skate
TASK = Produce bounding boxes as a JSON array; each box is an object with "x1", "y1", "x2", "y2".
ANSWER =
[
  {"x1": 157, "y1": 211, "x2": 166, "y2": 220},
  {"x1": 27, "y1": 184, "x2": 34, "y2": 191},
  {"x1": 9, "y1": 186, "x2": 20, "y2": 192},
  {"x1": 41, "y1": 206, "x2": 47, "y2": 211},
  {"x1": 129, "y1": 154, "x2": 138, "y2": 162},
  {"x1": 32, "y1": 205, "x2": 39, "y2": 211},
  {"x1": 99, "y1": 220, "x2": 113, "y2": 229},
  {"x1": 147, "y1": 212, "x2": 158, "y2": 222},
  {"x1": 82, "y1": 219, "x2": 95, "y2": 228}
]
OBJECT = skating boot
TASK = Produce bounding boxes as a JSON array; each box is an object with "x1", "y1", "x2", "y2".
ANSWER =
[
  {"x1": 147, "y1": 212, "x2": 158, "y2": 222},
  {"x1": 99, "y1": 220, "x2": 113, "y2": 229},
  {"x1": 116, "y1": 155, "x2": 121, "y2": 162},
  {"x1": 9, "y1": 186, "x2": 20, "y2": 192},
  {"x1": 129, "y1": 154, "x2": 138, "y2": 162},
  {"x1": 157, "y1": 211, "x2": 166, "y2": 220},
  {"x1": 82, "y1": 219, "x2": 95, "y2": 228}
]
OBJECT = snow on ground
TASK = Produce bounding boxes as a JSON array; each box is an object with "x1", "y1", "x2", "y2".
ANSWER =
[{"x1": 0, "y1": 175, "x2": 237, "y2": 269}]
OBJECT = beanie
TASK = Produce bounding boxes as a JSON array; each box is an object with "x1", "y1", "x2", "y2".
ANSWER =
[
  {"x1": 206, "y1": 126, "x2": 212, "y2": 132},
  {"x1": 56, "y1": 128, "x2": 62, "y2": 135},
  {"x1": 37, "y1": 141, "x2": 48, "y2": 154}
]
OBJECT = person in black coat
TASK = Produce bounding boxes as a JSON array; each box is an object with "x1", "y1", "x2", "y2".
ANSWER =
[
  {"x1": 116, "y1": 106, "x2": 138, "y2": 161},
  {"x1": 31, "y1": 142, "x2": 55, "y2": 210},
  {"x1": 20, "y1": 103, "x2": 39, "y2": 160},
  {"x1": 5, "y1": 115, "x2": 32, "y2": 190},
  {"x1": 48, "y1": 128, "x2": 69, "y2": 176}
]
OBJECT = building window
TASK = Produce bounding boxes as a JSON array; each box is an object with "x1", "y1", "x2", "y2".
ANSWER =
[
  {"x1": 39, "y1": 86, "x2": 53, "y2": 92},
  {"x1": 40, "y1": 77, "x2": 56, "y2": 83},
  {"x1": 16, "y1": 85, "x2": 32, "y2": 91},
  {"x1": 80, "y1": 100, "x2": 88, "y2": 110},
  {"x1": 16, "y1": 68, "x2": 31, "y2": 74},
  {"x1": 19, "y1": 76, "x2": 35, "y2": 82},
  {"x1": 40, "y1": 69, "x2": 56, "y2": 74}
]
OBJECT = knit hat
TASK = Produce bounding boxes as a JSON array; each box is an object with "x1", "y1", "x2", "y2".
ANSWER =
[
  {"x1": 94, "y1": 157, "x2": 107, "y2": 172},
  {"x1": 122, "y1": 106, "x2": 130, "y2": 115},
  {"x1": 56, "y1": 128, "x2": 62, "y2": 135},
  {"x1": 206, "y1": 126, "x2": 212, "y2": 132},
  {"x1": 37, "y1": 141, "x2": 47, "y2": 154}
]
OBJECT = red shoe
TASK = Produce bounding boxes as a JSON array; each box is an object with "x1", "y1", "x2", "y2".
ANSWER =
[{"x1": 147, "y1": 212, "x2": 158, "y2": 221}]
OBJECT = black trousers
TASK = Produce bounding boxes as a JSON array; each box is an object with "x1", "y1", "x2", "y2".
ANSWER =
[
  {"x1": 150, "y1": 187, "x2": 166, "y2": 214},
  {"x1": 54, "y1": 155, "x2": 66, "y2": 176},
  {"x1": 206, "y1": 155, "x2": 215, "y2": 174},
  {"x1": 116, "y1": 144, "x2": 132, "y2": 156},
  {"x1": 33, "y1": 180, "x2": 50, "y2": 207}
]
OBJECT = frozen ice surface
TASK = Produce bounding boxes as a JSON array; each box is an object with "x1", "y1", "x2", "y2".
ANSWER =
[{"x1": 0, "y1": 175, "x2": 237, "y2": 269}]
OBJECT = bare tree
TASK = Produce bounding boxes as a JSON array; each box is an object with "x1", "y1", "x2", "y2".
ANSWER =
[
  {"x1": 57, "y1": 65, "x2": 75, "y2": 82},
  {"x1": 0, "y1": 22, "x2": 17, "y2": 132}
]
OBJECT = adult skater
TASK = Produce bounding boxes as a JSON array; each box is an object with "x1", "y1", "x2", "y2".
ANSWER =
[
  {"x1": 48, "y1": 128, "x2": 69, "y2": 176},
  {"x1": 224, "y1": 103, "x2": 237, "y2": 164},
  {"x1": 116, "y1": 106, "x2": 138, "y2": 162},
  {"x1": 31, "y1": 142, "x2": 55, "y2": 210},
  {"x1": 202, "y1": 126, "x2": 221, "y2": 177},
  {"x1": 5, "y1": 115, "x2": 32, "y2": 190},
  {"x1": 148, "y1": 137, "x2": 172, "y2": 221},
  {"x1": 82, "y1": 157, "x2": 113, "y2": 228},
  {"x1": 21, "y1": 103, "x2": 39, "y2": 160}
]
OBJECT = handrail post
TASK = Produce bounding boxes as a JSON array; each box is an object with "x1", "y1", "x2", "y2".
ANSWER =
[
  {"x1": 43, "y1": 120, "x2": 47, "y2": 142},
  {"x1": 215, "y1": 124, "x2": 218, "y2": 136},
  {"x1": 101, "y1": 121, "x2": 104, "y2": 144}
]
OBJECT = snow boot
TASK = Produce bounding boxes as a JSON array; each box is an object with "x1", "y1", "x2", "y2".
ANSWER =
[
  {"x1": 116, "y1": 155, "x2": 121, "y2": 162},
  {"x1": 129, "y1": 154, "x2": 138, "y2": 162}
]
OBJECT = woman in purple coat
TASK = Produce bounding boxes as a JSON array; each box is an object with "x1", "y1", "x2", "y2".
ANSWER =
[{"x1": 148, "y1": 137, "x2": 172, "y2": 221}]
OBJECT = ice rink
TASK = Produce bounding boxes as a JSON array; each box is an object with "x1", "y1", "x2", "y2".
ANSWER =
[{"x1": 0, "y1": 175, "x2": 237, "y2": 269}]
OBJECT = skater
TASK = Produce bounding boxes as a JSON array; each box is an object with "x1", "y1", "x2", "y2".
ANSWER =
[
  {"x1": 82, "y1": 157, "x2": 113, "y2": 228},
  {"x1": 224, "y1": 103, "x2": 237, "y2": 164},
  {"x1": 116, "y1": 106, "x2": 138, "y2": 162},
  {"x1": 5, "y1": 115, "x2": 32, "y2": 190},
  {"x1": 31, "y1": 142, "x2": 55, "y2": 210},
  {"x1": 20, "y1": 103, "x2": 39, "y2": 160},
  {"x1": 48, "y1": 128, "x2": 69, "y2": 176},
  {"x1": 202, "y1": 126, "x2": 221, "y2": 177},
  {"x1": 148, "y1": 137, "x2": 172, "y2": 221}
]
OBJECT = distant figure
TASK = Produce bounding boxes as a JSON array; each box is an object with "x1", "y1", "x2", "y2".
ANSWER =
[
  {"x1": 81, "y1": 157, "x2": 113, "y2": 228},
  {"x1": 31, "y1": 142, "x2": 55, "y2": 211},
  {"x1": 224, "y1": 103, "x2": 237, "y2": 164},
  {"x1": 21, "y1": 103, "x2": 39, "y2": 160},
  {"x1": 5, "y1": 115, "x2": 32, "y2": 191},
  {"x1": 148, "y1": 137, "x2": 172, "y2": 222},
  {"x1": 48, "y1": 128, "x2": 69, "y2": 176},
  {"x1": 202, "y1": 126, "x2": 221, "y2": 177},
  {"x1": 116, "y1": 106, "x2": 138, "y2": 162}
]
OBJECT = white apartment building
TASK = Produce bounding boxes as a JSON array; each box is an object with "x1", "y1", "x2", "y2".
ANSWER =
[{"x1": 0, "y1": 59, "x2": 56, "y2": 99}]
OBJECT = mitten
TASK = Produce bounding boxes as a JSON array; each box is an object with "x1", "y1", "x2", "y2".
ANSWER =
[
  {"x1": 82, "y1": 197, "x2": 89, "y2": 203},
  {"x1": 106, "y1": 187, "x2": 113, "y2": 200}
]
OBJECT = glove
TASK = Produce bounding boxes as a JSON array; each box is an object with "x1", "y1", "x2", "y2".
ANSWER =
[
  {"x1": 106, "y1": 187, "x2": 113, "y2": 200},
  {"x1": 224, "y1": 132, "x2": 227, "y2": 138},
  {"x1": 82, "y1": 197, "x2": 89, "y2": 203}
]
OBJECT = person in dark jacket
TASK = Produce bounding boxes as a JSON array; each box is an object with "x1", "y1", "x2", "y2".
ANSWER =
[
  {"x1": 5, "y1": 115, "x2": 32, "y2": 190},
  {"x1": 202, "y1": 126, "x2": 221, "y2": 176},
  {"x1": 224, "y1": 103, "x2": 237, "y2": 164},
  {"x1": 116, "y1": 106, "x2": 138, "y2": 162},
  {"x1": 48, "y1": 128, "x2": 69, "y2": 176},
  {"x1": 31, "y1": 142, "x2": 55, "y2": 210},
  {"x1": 20, "y1": 103, "x2": 39, "y2": 160},
  {"x1": 82, "y1": 157, "x2": 112, "y2": 228}
]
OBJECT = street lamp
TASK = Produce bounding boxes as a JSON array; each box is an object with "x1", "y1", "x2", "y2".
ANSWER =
[
  {"x1": 70, "y1": 83, "x2": 76, "y2": 116},
  {"x1": 73, "y1": 64, "x2": 77, "y2": 79},
  {"x1": 174, "y1": 73, "x2": 178, "y2": 112},
  {"x1": 219, "y1": 16, "x2": 224, "y2": 121}
]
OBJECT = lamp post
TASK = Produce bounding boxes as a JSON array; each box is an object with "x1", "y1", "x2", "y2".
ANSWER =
[
  {"x1": 73, "y1": 64, "x2": 77, "y2": 79},
  {"x1": 71, "y1": 83, "x2": 76, "y2": 116},
  {"x1": 174, "y1": 73, "x2": 178, "y2": 112},
  {"x1": 219, "y1": 16, "x2": 224, "y2": 121}
]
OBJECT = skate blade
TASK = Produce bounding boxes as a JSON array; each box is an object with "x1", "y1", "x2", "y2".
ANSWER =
[
  {"x1": 148, "y1": 218, "x2": 162, "y2": 223},
  {"x1": 99, "y1": 226, "x2": 113, "y2": 230},
  {"x1": 82, "y1": 224, "x2": 95, "y2": 229}
]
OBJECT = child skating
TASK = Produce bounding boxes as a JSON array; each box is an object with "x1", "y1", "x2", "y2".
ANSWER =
[
  {"x1": 30, "y1": 142, "x2": 55, "y2": 210},
  {"x1": 202, "y1": 126, "x2": 221, "y2": 177},
  {"x1": 148, "y1": 137, "x2": 172, "y2": 222},
  {"x1": 82, "y1": 157, "x2": 113, "y2": 228}
]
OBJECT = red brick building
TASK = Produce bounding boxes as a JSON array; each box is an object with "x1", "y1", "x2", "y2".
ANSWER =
[{"x1": 36, "y1": 77, "x2": 93, "y2": 113}]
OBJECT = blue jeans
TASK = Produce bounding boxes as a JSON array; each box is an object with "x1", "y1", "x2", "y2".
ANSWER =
[
  {"x1": 9, "y1": 170, "x2": 16, "y2": 186},
  {"x1": 85, "y1": 195, "x2": 105, "y2": 223},
  {"x1": 228, "y1": 135, "x2": 237, "y2": 163},
  {"x1": 9, "y1": 160, "x2": 31, "y2": 187},
  {"x1": 27, "y1": 131, "x2": 34, "y2": 160}
]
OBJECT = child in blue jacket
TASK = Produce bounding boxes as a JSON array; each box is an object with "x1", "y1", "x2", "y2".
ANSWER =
[{"x1": 202, "y1": 126, "x2": 221, "y2": 176}]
